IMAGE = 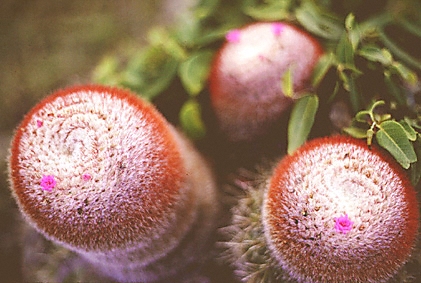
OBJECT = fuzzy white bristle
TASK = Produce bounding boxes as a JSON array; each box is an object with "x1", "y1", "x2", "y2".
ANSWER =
[
  {"x1": 262, "y1": 137, "x2": 419, "y2": 283},
  {"x1": 9, "y1": 85, "x2": 219, "y2": 282},
  {"x1": 210, "y1": 22, "x2": 323, "y2": 141}
]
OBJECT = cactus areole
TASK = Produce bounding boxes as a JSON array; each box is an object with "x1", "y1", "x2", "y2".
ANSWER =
[
  {"x1": 262, "y1": 136, "x2": 419, "y2": 283},
  {"x1": 209, "y1": 22, "x2": 323, "y2": 141},
  {"x1": 8, "y1": 85, "x2": 218, "y2": 281}
]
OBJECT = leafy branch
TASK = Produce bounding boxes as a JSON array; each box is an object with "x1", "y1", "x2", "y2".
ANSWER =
[
  {"x1": 92, "y1": 0, "x2": 421, "y2": 152},
  {"x1": 343, "y1": 100, "x2": 421, "y2": 185}
]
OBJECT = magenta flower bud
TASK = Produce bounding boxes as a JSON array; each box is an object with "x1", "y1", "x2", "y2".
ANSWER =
[{"x1": 334, "y1": 214, "x2": 353, "y2": 234}]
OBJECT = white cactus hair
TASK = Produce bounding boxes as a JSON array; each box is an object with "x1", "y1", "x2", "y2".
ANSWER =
[
  {"x1": 209, "y1": 22, "x2": 323, "y2": 141},
  {"x1": 221, "y1": 136, "x2": 420, "y2": 283},
  {"x1": 262, "y1": 136, "x2": 419, "y2": 283},
  {"x1": 8, "y1": 85, "x2": 219, "y2": 282}
]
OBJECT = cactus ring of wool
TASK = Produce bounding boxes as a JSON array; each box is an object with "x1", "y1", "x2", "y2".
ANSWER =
[
  {"x1": 8, "y1": 85, "x2": 218, "y2": 282},
  {"x1": 262, "y1": 136, "x2": 419, "y2": 283}
]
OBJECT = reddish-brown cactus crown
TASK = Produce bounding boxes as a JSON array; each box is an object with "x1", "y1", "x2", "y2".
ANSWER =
[
  {"x1": 9, "y1": 85, "x2": 186, "y2": 251},
  {"x1": 263, "y1": 136, "x2": 419, "y2": 283},
  {"x1": 209, "y1": 22, "x2": 323, "y2": 141}
]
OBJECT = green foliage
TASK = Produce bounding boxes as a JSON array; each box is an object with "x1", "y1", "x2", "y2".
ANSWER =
[
  {"x1": 93, "y1": 0, "x2": 421, "y2": 178},
  {"x1": 295, "y1": 1, "x2": 342, "y2": 40},
  {"x1": 281, "y1": 67, "x2": 294, "y2": 98},
  {"x1": 344, "y1": 100, "x2": 421, "y2": 183},
  {"x1": 376, "y1": 120, "x2": 417, "y2": 169},
  {"x1": 311, "y1": 53, "x2": 335, "y2": 87},
  {"x1": 178, "y1": 50, "x2": 214, "y2": 97},
  {"x1": 242, "y1": 0, "x2": 294, "y2": 21},
  {"x1": 288, "y1": 94, "x2": 319, "y2": 154},
  {"x1": 179, "y1": 99, "x2": 206, "y2": 140}
]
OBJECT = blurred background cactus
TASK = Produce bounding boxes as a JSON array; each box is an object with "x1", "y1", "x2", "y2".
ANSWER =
[{"x1": 1, "y1": 0, "x2": 421, "y2": 282}]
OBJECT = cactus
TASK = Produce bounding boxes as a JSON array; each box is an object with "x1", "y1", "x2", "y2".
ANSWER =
[
  {"x1": 8, "y1": 85, "x2": 219, "y2": 282},
  {"x1": 209, "y1": 22, "x2": 323, "y2": 141},
  {"x1": 222, "y1": 136, "x2": 419, "y2": 282}
]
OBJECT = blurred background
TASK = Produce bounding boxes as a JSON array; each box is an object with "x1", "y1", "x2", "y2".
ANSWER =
[{"x1": 0, "y1": 1, "x2": 192, "y2": 281}]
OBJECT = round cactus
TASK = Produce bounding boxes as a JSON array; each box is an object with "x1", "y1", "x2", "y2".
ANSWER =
[
  {"x1": 8, "y1": 85, "x2": 219, "y2": 282},
  {"x1": 223, "y1": 136, "x2": 419, "y2": 282},
  {"x1": 209, "y1": 22, "x2": 323, "y2": 141}
]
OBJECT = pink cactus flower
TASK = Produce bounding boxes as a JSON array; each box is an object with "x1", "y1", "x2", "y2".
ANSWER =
[
  {"x1": 40, "y1": 175, "x2": 56, "y2": 191},
  {"x1": 82, "y1": 174, "x2": 92, "y2": 181},
  {"x1": 272, "y1": 22, "x2": 285, "y2": 36},
  {"x1": 225, "y1": 29, "x2": 241, "y2": 43},
  {"x1": 334, "y1": 214, "x2": 353, "y2": 234}
]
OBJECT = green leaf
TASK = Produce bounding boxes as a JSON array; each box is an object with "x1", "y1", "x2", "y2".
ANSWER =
[
  {"x1": 194, "y1": 25, "x2": 234, "y2": 45},
  {"x1": 390, "y1": 62, "x2": 418, "y2": 87},
  {"x1": 295, "y1": 1, "x2": 343, "y2": 40},
  {"x1": 174, "y1": 16, "x2": 200, "y2": 48},
  {"x1": 367, "y1": 128, "x2": 375, "y2": 146},
  {"x1": 400, "y1": 119, "x2": 417, "y2": 141},
  {"x1": 345, "y1": 13, "x2": 361, "y2": 50},
  {"x1": 376, "y1": 120, "x2": 417, "y2": 169},
  {"x1": 343, "y1": 126, "x2": 368, "y2": 139},
  {"x1": 409, "y1": 137, "x2": 421, "y2": 186},
  {"x1": 311, "y1": 53, "x2": 335, "y2": 87},
  {"x1": 338, "y1": 70, "x2": 360, "y2": 111},
  {"x1": 358, "y1": 45, "x2": 393, "y2": 66},
  {"x1": 336, "y1": 33, "x2": 355, "y2": 67},
  {"x1": 368, "y1": 100, "x2": 388, "y2": 124},
  {"x1": 242, "y1": 0, "x2": 291, "y2": 21},
  {"x1": 92, "y1": 56, "x2": 121, "y2": 85},
  {"x1": 355, "y1": 110, "x2": 371, "y2": 123},
  {"x1": 148, "y1": 27, "x2": 188, "y2": 61},
  {"x1": 194, "y1": 0, "x2": 220, "y2": 19},
  {"x1": 179, "y1": 100, "x2": 206, "y2": 140},
  {"x1": 281, "y1": 67, "x2": 294, "y2": 98},
  {"x1": 178, "y1": 51, "x2": 214, "y2": 96},
  {"x1": 122, "y1": 46, "x2": 179, "y2": 100},
  {"x1": 369, "y1": 100, "x2": 386, "y2": 112},
  {"x1": 288, "y1": 94, "x2": 319, "y2": 154}
]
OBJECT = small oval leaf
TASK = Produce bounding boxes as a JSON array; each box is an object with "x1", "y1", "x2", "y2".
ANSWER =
[
  {"x1": 376, "y1": 120, "x2": 417, "y2": 169},
  {"x1": 179, "y1": 99, "x2": 206, "y2": 140},
  {"x1": 311, "y1": 53, "x2": 335, "y2": 87},
  {"x1": 122, "y1": 46, "x2": 179, "y2": 100},
  {"x1": 409, "y1": 137, "x2": 421, "y2": 186},
  {"x1": 179, "y1": 51, "x2": 214, "y2": 96},
  {"x1": 391, "y1": 62, "x2": 418, "y2": 87},
  {"x1": 288, "y1": 94, "x2": 319, "y2": 154},
  {"x1": 358, "y1": 45, "x2": 393, "y2": 66},
  {"x1": 400, "y1": 119, "x2": 417, "y2": 141},
  {"x1": 343, "y1": 126, "x2": 368, "y2": 139},
  {"x1": 295, "y1": 2, "x2": 342, "y2": 40},
  {"x1": 243, "y1": 1, "x2": 290, "y2": 21},
  {"x1": 281, "y1": 67, "x2": 294, "y2": 98}
]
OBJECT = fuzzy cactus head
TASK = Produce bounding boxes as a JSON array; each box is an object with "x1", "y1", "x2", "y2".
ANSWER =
[
  {"x1": 8, "y1": 85, "x2": 189, "y2": 251},
  {"x1": 209, "y1": 22, "x2": 323, "y2": 141},
  {"x1": 8, "y1": 85, "x2": 220, "y2": 281},
  {"x1": 262, "y1": 136, "x2": 419, "y2": 283}
]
